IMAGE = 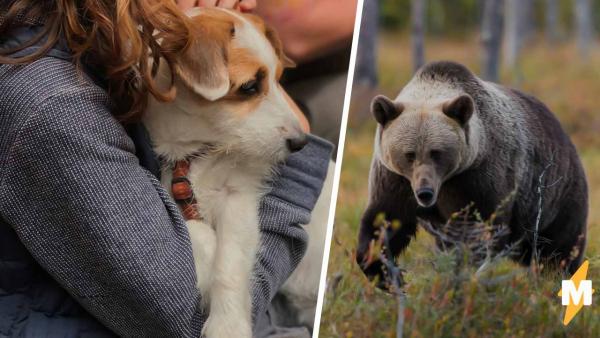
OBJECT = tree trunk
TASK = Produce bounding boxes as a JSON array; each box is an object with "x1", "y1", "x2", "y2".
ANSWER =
[
  {"x1": 575, "y1": 0, "x2": 594, "y2": 59},
  {"x1": 545, "y1": 0, "x2": 560, "y2": 43},
  {"x1": 411, "y1": 0, "x2": 426, "y2": 73},
  {"x1": 503, "y1": 0, "x2": 524, "y2": 72},
  {"x1": 354, "y1": 0, "x2": 379, "y2": 88},
  {"x1": 481, "y1": 0, "x2": 504, "y2": 82},
  {"x1": 521, "y1": 0, "x2": 535, "y2": 42}
]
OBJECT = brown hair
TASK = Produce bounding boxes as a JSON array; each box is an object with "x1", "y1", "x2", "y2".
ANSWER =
[{"x1": 0, "y1": 0, "x2": 193, "y2": 122}]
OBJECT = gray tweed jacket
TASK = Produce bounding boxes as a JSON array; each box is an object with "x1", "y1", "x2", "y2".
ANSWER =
[{"x1": 0, "y1": 25, "x2": 332, "y2": 337}]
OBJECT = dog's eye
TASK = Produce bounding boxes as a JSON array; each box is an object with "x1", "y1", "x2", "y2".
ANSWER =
[
  {"x1": 405, "y1": 152, "x2": 416, "y2": 163},
  {"x1": 238, "y1": 80, "x2": 259, "y2": 96},
  {"x1": 430, "y1": 150, "x2": 442, "y2": 161}
]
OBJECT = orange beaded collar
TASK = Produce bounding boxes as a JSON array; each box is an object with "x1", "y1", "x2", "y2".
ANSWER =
[{"x1": 171, "y1": 159, "x2": 201, "y2": 221}]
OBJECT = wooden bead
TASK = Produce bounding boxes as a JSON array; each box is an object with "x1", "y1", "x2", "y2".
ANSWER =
[
  {"x1": 172, "y1": 182, "x2": 193, "y2": 200},
  {"x1": 171, "y1": 159, "x2": 202, "y2": 221}
]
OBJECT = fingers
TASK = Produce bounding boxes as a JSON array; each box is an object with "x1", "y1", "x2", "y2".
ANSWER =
[
  {"x1": 238, "y1": 0, "x2": 257, "y2": 12},
  {"x1": 217, "y1": 0, "x2": 239, "y2": 8},
  {"x1": 176, "y1": 0, "x2": 198, "y2": 10},
  {"x1": 184, "y1": 0, "x2": 256, "y2": 11},
  {"x1": 196, "y1": 0, "x2": 218, "y2": 7}
]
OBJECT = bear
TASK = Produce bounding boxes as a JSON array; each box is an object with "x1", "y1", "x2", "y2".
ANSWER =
[{"x1": 356, "y1": 61, "x2": 588, "y2": 286}]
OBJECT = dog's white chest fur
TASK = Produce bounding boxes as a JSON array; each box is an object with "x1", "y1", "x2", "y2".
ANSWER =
[
  {"x1": 183, "y1": 158, "x2": 267, "y2": 225},
  {"x1": 161, "y1": 157, "x2": 267, "y2": 337}
]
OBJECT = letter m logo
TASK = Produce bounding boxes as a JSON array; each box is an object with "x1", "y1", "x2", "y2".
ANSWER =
[{"x1": 561, "y1": 280, "x2": 593, "y2": 306}]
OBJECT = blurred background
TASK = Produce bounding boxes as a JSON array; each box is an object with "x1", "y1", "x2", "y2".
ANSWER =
[
  {"x1": 256, "y1": 0, "x2": 357, "y2": 157},
  {"x1": 321, "y1": 0, "x2": 600, "y2": 337}
]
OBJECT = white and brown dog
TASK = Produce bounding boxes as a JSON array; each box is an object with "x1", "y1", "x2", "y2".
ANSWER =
[{"x1": 144, "y1": 8, "x2": 332, "y2": 338}]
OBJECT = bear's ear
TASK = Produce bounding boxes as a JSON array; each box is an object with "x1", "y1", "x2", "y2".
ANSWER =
[
  {"x1": 442, "y1": 95, "x2": 474, "y2": 126},
  {"x1": 371, "y1": 95, "x2": 404, "y2": 125}
]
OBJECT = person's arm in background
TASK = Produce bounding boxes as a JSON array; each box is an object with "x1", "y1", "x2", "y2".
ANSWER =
[{"x1": 256, "y1": 0, "x2": 358, "y2": 63}]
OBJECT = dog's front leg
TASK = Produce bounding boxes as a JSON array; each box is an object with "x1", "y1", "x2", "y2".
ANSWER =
[
  {"x1": 187, "y1": 220, "x2": 217, "y2": 299},
  {"x1": 202, "y1": 192, "x2": 259, "y2": 338}
]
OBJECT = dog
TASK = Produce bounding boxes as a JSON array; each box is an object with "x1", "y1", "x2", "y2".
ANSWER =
[{"x1": 143, "y1": 8, "x2": 331, "y2": 337}]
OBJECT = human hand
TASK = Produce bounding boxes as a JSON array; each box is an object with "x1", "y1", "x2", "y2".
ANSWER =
[{"x1": 177, "y1": 0, "x2": 257, "y2": 12}]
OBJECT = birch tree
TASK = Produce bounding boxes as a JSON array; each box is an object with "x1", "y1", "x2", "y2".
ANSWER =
[
  {"x1": 354, "y1": 0, "x2": 379, "y2": 88},
  {"x1": 411, "y1": 0, "x2": 426, "y2": 73},
  {"x1": 503, "y1": 0, "x2": 526, "y2": 82},
  {"x1": 481, "y1": 0, "x2": 503, "y2": 82},
  {"x1": 545, "y1": 0, "x2": 560, "y2": 43},
  {"x1": 574, "y1": 0, "x2": 594, "y2": 59}
]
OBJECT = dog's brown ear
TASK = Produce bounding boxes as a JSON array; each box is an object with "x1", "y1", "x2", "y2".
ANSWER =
[
  {"x1": 172, "y1": 14, "x2": 232, "y2": 101},
  {"x1": 265, "y1": 24, "x2": 296, "y2": 69},
  {"x1": 241, "y1": 13, "x2": 295, "y2": 72}
]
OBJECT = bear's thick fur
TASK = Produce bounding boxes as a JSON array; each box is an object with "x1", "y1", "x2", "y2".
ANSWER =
[{"x1": 357, "y1": 61, "x2": 588, "y2": 283}]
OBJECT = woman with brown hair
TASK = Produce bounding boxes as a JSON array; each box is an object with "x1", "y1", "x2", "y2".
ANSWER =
[{"x1": 0, "y1": 0, "x2": 331, "y2": 337}]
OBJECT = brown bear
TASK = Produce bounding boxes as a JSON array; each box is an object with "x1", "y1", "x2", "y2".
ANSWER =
[{"x1": 357, "y1": 61, "x2": 588, "y2": 285}]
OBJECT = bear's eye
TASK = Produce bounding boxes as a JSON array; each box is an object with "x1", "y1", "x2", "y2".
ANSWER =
[
  {"x1": 405, "y1": 152, "x2": 416, "y2": 163},
  {"x1": 430, "y1": 150, "x2": 442, "y2": 161}
]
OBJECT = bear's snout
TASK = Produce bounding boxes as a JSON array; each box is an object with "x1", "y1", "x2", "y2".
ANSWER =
[
  {"x1": 412, "y1": 167, "x2": 439, "y2": 208},
  {"x1": 415, "y1": 187, "x2": 436, "y2": 207}
]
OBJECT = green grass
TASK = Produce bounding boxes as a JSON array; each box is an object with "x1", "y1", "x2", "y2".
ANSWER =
[{"x1": 320, "y1": 34, "x2": 600, "y2": 337}]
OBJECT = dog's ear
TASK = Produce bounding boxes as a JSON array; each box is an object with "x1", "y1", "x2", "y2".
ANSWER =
[
  {"x1": 172, "y1": 14, "x2": 232, "y2": 101},
  {"x1": 264, "y1": 24, "x2": 295, "y2": 69},
  {"x1": 244, "y1": 13, "x2": 295, "y2": 69}
]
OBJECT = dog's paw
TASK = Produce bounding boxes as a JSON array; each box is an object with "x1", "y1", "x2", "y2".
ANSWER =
[{"x1": 201, "y1": 313, "x2": 252, "y2": 338}]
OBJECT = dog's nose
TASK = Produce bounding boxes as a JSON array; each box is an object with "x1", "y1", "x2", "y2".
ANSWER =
[
  {"x1": 286, "y1": 134, "x2": 308, "y2": 153},
  {"x1": 416, "y1": 188, "x2": 435, "y2": 206}
]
